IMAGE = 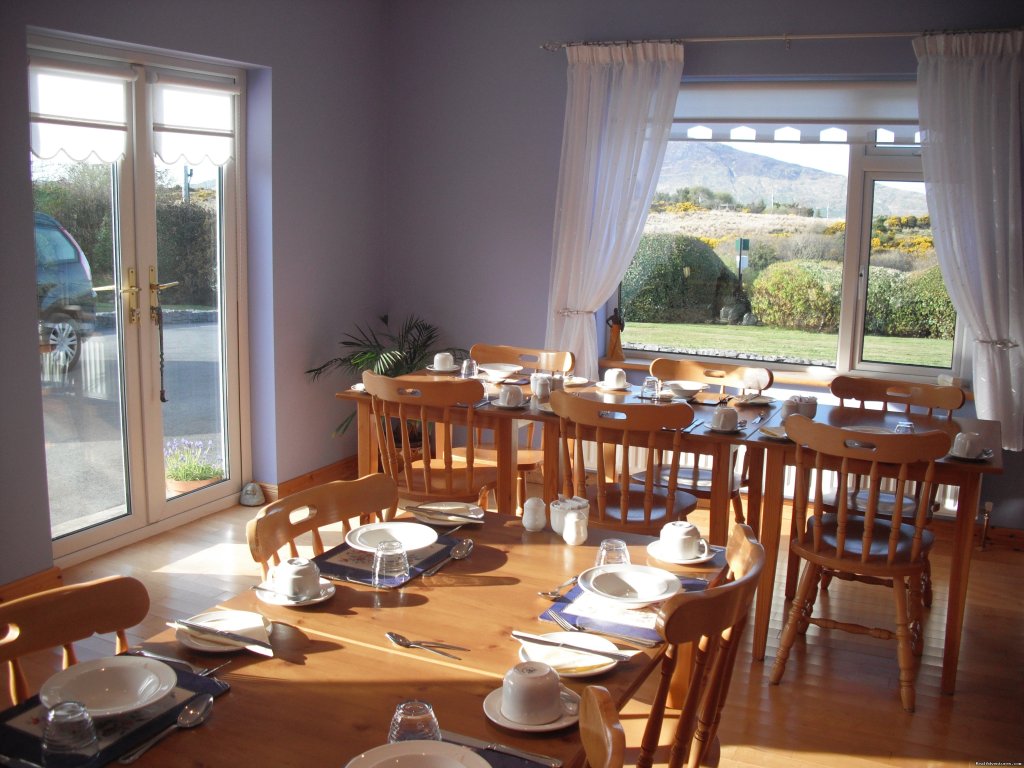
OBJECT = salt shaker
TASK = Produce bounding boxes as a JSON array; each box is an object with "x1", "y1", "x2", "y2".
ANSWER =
[
  {"x1": 562, "y1": 510, "x2": 588, "y2": 546},
  {"x1": 522, "y1": 497, "x2": 546, "y2": 532}
]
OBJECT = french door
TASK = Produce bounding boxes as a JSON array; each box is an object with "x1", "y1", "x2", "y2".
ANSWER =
[{"x1": 30, "y1": 36, "x2": 247, "y2": 559}]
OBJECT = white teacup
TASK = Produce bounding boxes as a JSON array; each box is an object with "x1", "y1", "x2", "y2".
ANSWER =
[
  {"x1": 272, "y1": 557, "x2": 321, "y2": 600},
  {"x1": 500, "y1": 662, "x2": 578, "y2": 725},
  {"x1": 796, "y1": 395, "x2": 818, "y2": 418},
  {"x1": 952, "y1": 431, "x2": 983, "y2": 459},
  {"x1": 499, "y1": 384, "x2": 524, "y2": 407},
  {"x1": 711, "y1": 407, "x2": 738, "y2": 431},
  {"x1": 780, "y1": 398, "x2": 800, "y2": 419},
  {"x1": 659, "y1": 520, "x2": 709, "y2": 561},
  {"x1": 603, "y1": 368, "x2": 627, "y2": 389},
  {"x1": 433, "y1": 352, "x2": 454, "y2": 370}
]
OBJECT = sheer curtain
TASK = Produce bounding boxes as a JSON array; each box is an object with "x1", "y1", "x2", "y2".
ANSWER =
[
  {"x1": 914, "y1": 31, "x2": 1024, "y2": 451},
  {"x1": 545, "y1": 43, "x2": 684, "y2": 380}
]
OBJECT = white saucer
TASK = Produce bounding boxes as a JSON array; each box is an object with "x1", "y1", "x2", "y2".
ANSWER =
[
  {"x1": 517, "y1": 631, "x2": 618, "y2": 677},
  {"x1": 426, "y1": 364, "x2": 460, "y2": 373},
  {"x1": 646, "y1": 539, "x2": 716, "y2": 566},
  {"x1": 482, "y1": 687, "x2": 579, "y2": 732},
  {"x1": 596, "y1": 381, "x2": 630, "y2": 392},
  {"x1": 491, "y1": 400, "x2": 528, "y2": 410},
  {"x1": 948, "y1": 448, "x2": 993, "y2": 462},
  {"x1": 561, "y1": 376, "x2": 589, "y2": 387},
  {"x1": 349, "y1": 382, "x2": 366, "y2": 392},
  {"x1": 706, "y1": 425, "x2": 742, "y2": 434},
  {"x1": 176, "y1": 610, "x2": 273, "y2": 653},
  {"x1": 256, "y1": 578, "x2": 335, "y2": 606}
]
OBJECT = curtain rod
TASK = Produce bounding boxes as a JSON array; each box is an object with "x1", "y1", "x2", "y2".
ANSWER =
[{"x1": 540, "y1": 31, "x2": 919, "y2": 52}]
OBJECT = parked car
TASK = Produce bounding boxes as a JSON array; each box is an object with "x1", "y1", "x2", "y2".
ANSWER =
[{"x1": 35, "y1": 211, "x2": 96, "y2": 369}]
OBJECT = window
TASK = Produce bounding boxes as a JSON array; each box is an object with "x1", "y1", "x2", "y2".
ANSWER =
[{"x1": 618, "y1": 80, "x2": 960, "y2": 379}]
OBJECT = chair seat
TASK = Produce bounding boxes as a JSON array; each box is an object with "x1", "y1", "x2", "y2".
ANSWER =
[
  {"x1": 634, "y1": 465, "x2": 743, "y2": 496},
  {"x1": 585, "y1": 483, "x2": 697, "y2": 529},
  {"x1": 404, "y1": 458, "x2": 499, "y2": 500},
  {"x1": 802, "y1": 513, "x2": 934, "y2": 563},
  {"x1": 461, "y1": 445, "x2": 543, "y2": 470}
]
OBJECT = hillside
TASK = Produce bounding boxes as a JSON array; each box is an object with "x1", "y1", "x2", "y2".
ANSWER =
[
  {"x1": 644, "y1": 209, "x2": 828, "y2": 238},
  {"x1": 656, "y1": 142, "x2": 927, "y2": 217}
]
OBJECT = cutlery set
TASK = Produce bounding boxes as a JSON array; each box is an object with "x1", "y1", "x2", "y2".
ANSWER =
[
  {"x1": 166, "y1": 619, "x2": 274, "y2": 657},
  {"x1": 547, "y1": 609, "x2": 660, "y2": 648}
]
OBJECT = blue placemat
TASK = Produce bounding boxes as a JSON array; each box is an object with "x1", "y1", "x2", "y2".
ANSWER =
[
  {"x1": 314, "y1": 535, "x2": 459, "y2": 586},
  {"x1": 539, "y1": 576, "x2": 708, "y2": 646},
  {"x1": 0, "y1": 666, "x2": 229, "y2": 767}
]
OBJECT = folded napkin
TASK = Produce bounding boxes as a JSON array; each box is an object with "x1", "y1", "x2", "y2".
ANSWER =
[{"x1": 0, "y1": 666, "x2": 229, "y2": 767}]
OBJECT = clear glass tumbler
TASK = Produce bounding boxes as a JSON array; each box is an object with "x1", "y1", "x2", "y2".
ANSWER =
[
  {"x1": 387, "y1": 700, "x2": 442, "y2": 742},
  {"x1": 640, "y1": 376, "x2": 661, "y2": 400},
  {"x1": 594, "y1": 538, "x2": 631, "y2": 567},
  {"x1": 372, "y1": 540, "x2": 409, "y2": 588},
  {"x1": 460, "y1": 358, "x2": 479, "y2": 379},
  {"x1": 41, "y1": 701, "x2": 99, "y2": 767}
]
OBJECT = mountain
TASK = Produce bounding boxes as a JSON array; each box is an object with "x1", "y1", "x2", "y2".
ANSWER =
[{"x1": 656, "y1": 142, "x2": 927, "y2": 217}]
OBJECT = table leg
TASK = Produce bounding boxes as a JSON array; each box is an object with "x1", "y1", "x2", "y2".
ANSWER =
[
  {"x1": 752, "y1": 444, "x2": 786, "y2": 661},
  {"x1": 494, "y1": 418, "x2": 517, "y2": 515},
  {"x1": 706, "y1": 443, "x2": 736, "y2": 546},
  {"x1": 354, "y1": 397, "x2": 375, "y2": 477},
  {"x1": 942, "y1": 473, "x2": 980, "y2": 695},
  {"x1": 541, "y1": 421, "x2": 559, "y2": 506},
  {"x1": 744, "y1": 446, "x2": 765, "y2": 537}
]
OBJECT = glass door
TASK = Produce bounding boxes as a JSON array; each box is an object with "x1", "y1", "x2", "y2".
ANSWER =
[{"x1": 30, "y1": 44, "x2": 244, "y2": 557}]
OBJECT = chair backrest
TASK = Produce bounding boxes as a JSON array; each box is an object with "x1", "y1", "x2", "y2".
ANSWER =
[
  {"x1": 784, "y1": 414, "x2": 951, "y2": 564},
  {"x1": 0, "y1": 575, "x2": 150, "y2": 705},
  {"x1": 549, "y1": 389, "x2": 694, "y2": 531},
  {"x1": 649, "y1": 358, "x2": 773, "y2": 395},
  {"x1": 363, "y1": 372, "x2": 494, "y2": 505},
  {"x1": 639, "y1": 524, "x2": 765, "y2": 768},
  {"x1": 246, "y1": 475, "x2": 398, "y2": 579},
  {"x1": 829, "y1": 374, "x2": 965, "y2": 419},
  {"x1": 470, "y1": 343, "x2": 575, "y2": 374},
  {"x1": 580, "y1": 685, "x2": 625, "y2": 768}
]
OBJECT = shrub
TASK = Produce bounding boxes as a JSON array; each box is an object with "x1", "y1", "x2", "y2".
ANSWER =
[
  {"x1": 865, "y1": 266, "x2": 909, "y2": 335},
  {"x1": 906, "y1": 266, "x2": 956, "y2": 338},
  {"x1": 749, "y1": 261, "x2": 842, "y2": 332},
  {"x1": 155, "y1": 200, "x2": 217, "y2": 306}
]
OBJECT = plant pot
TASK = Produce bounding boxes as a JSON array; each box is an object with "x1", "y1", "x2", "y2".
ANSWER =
[{"x1": 166, "y1": 477, "x2": 222, "y2": 495}]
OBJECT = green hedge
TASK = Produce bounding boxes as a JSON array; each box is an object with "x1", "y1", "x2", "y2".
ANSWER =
[{"x1": 749, "y1": 261, "x2": 842, "y2": 333}]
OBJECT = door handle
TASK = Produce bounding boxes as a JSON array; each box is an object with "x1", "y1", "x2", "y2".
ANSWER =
[
  {"x1": 149, "y1": 266, "x2": 180, "y2": 323},
  {"x1": 121, "y1": 267, "x2": 140, "y2": 324}
]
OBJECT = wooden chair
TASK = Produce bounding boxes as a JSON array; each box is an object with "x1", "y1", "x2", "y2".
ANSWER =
[
  {"x1": 246, "y1": 475, "x2": 398, "y2": 579},
  {"x1": 468, "y1": 343, "x2": 575, "y2": 510},
  {"x1": 580, "y1": 685, "x2": 625, "y2": 768},
  {"x1": 646, "y1": 358, "x2": 775, "y2": 524},
  {"x1": 363, "y1": 372, "x2": 498, "y2": 508},
  {"x1": 550, "y1": 389, "x2": 698, "y2": 535},
  {"x1": 827, "y1": 374, "x2": 965, "y2": 604},
  {"x1": 770, "y1": 415, "x2": 951, "y2": 712},
  {"x1": 638, "y1": 523, "x2": 765, "y2": 768},
  {"x1": 0, "y1": 575, "x2": 150, "y2": 706}
]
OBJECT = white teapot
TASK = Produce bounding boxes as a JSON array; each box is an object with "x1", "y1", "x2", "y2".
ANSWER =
[{"x1": 562, "y1": 509, "x2": 588, "y2": 546}]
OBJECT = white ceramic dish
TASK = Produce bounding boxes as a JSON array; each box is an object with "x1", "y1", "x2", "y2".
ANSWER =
[
  {"x1": 646, "y1": 539, "x2": 717, "y2": 566},
  {"x1": 577, "y1": 564, "x2": 681, "y2": 607},
  {"x1": 737, "y1": 394, "x2": 772, "y2": 405},
  {"x1": 517, "y1": 631, "x2": 618, "y2": 677},
  {"x1": 409, "y1": 502, "x2": 485, "y2": 526},
  {"x1": 40, "y1": 656, "x2": 176, "y2": 717},
  {"x1": 425, "y1": 364, "x2": 460, "y2": 373},
  {"x1": 344, "y1": 740, "x2": 490, "y2": 768},
  {"x1": 758, "y1": 425, "x2": 790, "y2": 441},
  {"x1": 706, "y1": 425, "x2": 743, "y2": 434},
  {"x1": 948, "y1": 448, "x2": 994, "y2": 462},
  {"x1": 595, "y1": 381, "x2": 630, "y2": 392},
  {"x1": 482, "y1": 687, "x2": 580, "y2": 733},
  {"x1": 256, "y1": 578, "x2": 335, "y2": 606},
  {"x1": 349, "y1": 382, "x2": 366, "y2": 392},
  {"x1": 491, "y1": 400, "x2": 529, "y2": 410},
  {"x1": 664, "y1": 380, "x2": 708, "y2": 398},
  {"x1": 561, "y1": 376, "x2": 589, "y2": 387},
  {"x1": 345, "y1": 521, "x2": 438, "y2": 553},
  {"x1": 176, "y1": 610, "x2": 273, "y2": 653},
  {"x1": 478, "y1": 363, "x2": 523, "y2": 380}
]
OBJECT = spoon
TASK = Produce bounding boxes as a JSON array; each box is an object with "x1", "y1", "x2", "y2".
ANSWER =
[
  {"x1": 118, "y1": 693, "x2": 214, "y2": 763},
  {"x1": 385, "y1": 631, "x2": 468, "y2": 660},
  {"x1": 423, "y1": 538, "x2": 473, "y2": 576},
  {"x1": 537, "y1": 575, "x2": 578, "y2": 600}
]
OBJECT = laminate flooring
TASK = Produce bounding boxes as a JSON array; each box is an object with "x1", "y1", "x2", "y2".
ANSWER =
[{"x1": 16, "y1": 504, "x2": 1024, "y2": 767}]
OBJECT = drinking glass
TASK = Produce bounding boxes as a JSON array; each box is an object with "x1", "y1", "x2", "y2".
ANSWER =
[
  {"x1": 387, "y1": 700, "x2": 442, "y2": 742},
  {"x1": 594, "y1": 538, "x2": 630, "y2": 567},
  {"x1": 460, "y1": 358, "x2": 479, "y2": 379},
  {"x1": 41, "y1": 701, "x2": 99, "y2": 767},
  {"x1": 640, "y1": 376, "x2": 660, "y2": 400},
  {"x1": 372, "y1": 540, "x2": 409, "y2": 588}
]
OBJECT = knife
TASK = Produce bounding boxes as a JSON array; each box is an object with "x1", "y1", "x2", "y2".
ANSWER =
[
  {"x1": 0, "y1": 754, "x2": 44, "y2": 768},
  {"x1": 510, "y1": 631, "x2": 633, "y2": 662},
  {"x1": 439, "y1": 730, "x2": 562, "y2": 768},
  {"x1": 168, "y1": 620, "x2": 275, "y2": 657},
  {"x1": 405, "y1": 505, "x2": 484, "y2": 522}
]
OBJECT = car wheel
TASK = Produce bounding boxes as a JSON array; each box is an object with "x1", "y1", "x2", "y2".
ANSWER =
[{"x1": 46, "y1": 313, "x2": 82, "y2": 370}]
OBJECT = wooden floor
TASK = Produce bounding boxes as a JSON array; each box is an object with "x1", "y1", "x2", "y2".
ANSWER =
[{"x1": 19, "y1": 503, "x2": 1024, "y2": 767}]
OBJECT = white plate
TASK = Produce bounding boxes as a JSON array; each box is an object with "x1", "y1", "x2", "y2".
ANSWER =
[
  {"x1": 737, "y1": 394, "x2": 772, "y2": 405},
  {"x1": 517, "y1": 631, "x2": 618, "y2": 677},
  {"x1": 255, "y1": 578, "x2": 335, "y2": 606},
  {"x1": 409, "y1": 502, "x2": 485, "y2": 527},
  {"x1": 482, "y1": 687, "x2": 580, "y2": 733},
  {"x1": 561, "y1": 376, "x2": 589, "y2": 387},
  {"x1": 758, "y1": 425, "x2": 790, "y2": 441},
  {"x1": 425, "y1": 364, "x2": 460, "y2": 373},
  {"x1": 350, "y1": 382, "x2": 366, "y2": 392},
  {"x1": 344, "y1": 740, "x2": 490, "y2": 768},
  {"x1": 596, "y1": 381, "x2": 630, "y2": 392},
  {"x1": 646, "y1": 539, "x2": 717, "y2": 566},
  {"x1": 40, "y1": 657, "x2": 176, "y2": 717},
  {"x1": 176, "y1": 610, "x2": 273, "y2": 653},
  {"x1": 578, "y1": 564, "x2": 681, "y2": 607},
  {"x1": 345, "y1": 521, "x2": 438, "y2": 552},
  {"x1": 478, "y1": 363, "x2": 524, "y2": 380}
]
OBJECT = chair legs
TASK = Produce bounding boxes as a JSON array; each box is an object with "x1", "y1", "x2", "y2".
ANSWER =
[
  {"x1": 770, "y1": 562, "x2": 820, "y2": 685},
  {"x1": 892, "y1": 576, "x2": 917, "y2": 712}
]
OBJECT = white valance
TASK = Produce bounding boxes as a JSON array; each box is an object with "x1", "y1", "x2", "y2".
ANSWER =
[{"x1": 151, "y1": 75, "x2": 236, "y2": 166}]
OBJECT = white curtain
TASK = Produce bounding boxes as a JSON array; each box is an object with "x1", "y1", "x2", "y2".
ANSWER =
[
  {"x1": 914, "y1": 32, "x2": 1024, "y2": 451},
  {"x1": 545, "y1": 43, "x2": 684, "y2": 380}
]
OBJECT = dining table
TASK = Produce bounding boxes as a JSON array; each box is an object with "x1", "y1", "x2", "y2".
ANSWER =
[
  {"x1": 745, "y1": 402, "x2": 1003, "y2": 696},
  {"x1": 17, "y1": 513, "x2": 726, "y2": 768}
]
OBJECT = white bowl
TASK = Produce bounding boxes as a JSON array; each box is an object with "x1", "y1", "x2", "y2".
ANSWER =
[
  {"x1": 478, "y1": 363, "x2": 523, "y2": 380},
  {"x1": 665, "y1": 380, "x2": 708, "y2": 398}
]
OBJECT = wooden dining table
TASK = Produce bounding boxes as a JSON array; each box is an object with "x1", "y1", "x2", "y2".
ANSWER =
[
  {"x1": 129, "y1": 513, "x2": 725, "y2": 767},
  {"x1": 745, "y1": 403, "x2": 1003, "y2": 696}
]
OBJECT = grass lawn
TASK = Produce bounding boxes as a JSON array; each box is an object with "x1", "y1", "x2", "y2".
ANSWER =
[{"x1": 622, "y1": 322, "x2": 954, "y2": 369}]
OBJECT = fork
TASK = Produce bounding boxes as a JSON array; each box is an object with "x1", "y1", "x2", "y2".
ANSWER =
[{"x1": 548, "y1": 610, "x2": 659, "y2": 648}]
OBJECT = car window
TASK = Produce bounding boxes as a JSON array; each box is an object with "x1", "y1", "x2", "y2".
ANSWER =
[{"x1": 35, "y1": 225, "x2": 78, "y2": 267}]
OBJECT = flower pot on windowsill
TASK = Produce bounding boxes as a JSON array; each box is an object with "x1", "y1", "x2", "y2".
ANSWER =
[{"x1": 166, "y1": 476, "x2": 222, "y2": 495}]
